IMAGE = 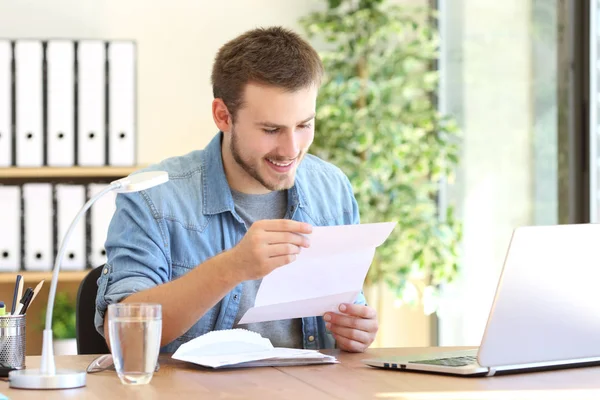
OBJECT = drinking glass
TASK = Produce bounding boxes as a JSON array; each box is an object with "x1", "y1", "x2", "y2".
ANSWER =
[{"x1": 107, "y1": 303, "x2": 162, "y2": 385}]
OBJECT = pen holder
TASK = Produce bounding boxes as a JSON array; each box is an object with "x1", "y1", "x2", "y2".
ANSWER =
[{"x1": 0, "y1": 314, "x2": 26, "y2": 370}]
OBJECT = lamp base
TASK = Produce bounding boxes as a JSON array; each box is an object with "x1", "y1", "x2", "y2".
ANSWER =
[{"x1": 9, "y1": 368, "x2": 86, "y2": 389}]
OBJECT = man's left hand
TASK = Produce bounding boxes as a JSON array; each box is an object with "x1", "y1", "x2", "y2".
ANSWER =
[{"x1": 324, "y1": 303, "x2": 378, "y2": 353}]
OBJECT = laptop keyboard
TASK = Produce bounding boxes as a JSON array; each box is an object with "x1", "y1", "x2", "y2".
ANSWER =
[{"x1": 409, "y1": 355, "x2": 478, "y2": 367}]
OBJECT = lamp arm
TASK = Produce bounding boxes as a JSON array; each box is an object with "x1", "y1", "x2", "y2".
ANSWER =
[{"x1": 40, "y1": 181, "x2": 121, "y2": 374}]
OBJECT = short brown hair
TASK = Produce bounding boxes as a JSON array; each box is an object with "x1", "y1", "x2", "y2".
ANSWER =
[{"x1": 211, "y1": 26, "x2": 323, "y2": 120}]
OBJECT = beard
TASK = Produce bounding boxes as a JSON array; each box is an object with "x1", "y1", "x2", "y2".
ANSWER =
[{"x1": 229, "y1": 125, "x2": 305, "y2": 192}]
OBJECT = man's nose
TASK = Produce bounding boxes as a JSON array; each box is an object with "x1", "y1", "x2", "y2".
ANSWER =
[{"x1": 279, "y1": 131, "x2": 299, "y2": 158}]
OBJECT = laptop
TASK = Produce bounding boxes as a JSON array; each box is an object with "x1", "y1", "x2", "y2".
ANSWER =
[{"x1": 362, "y1": 223, "x2": 600, "y2": 377}]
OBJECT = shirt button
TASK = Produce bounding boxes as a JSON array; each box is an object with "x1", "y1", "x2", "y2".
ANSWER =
[
  {"x1": 308, "y1": 335, "x2": 315, "y2": 342},
  {"x1": 103, "y1": 268, "x2": 108, "y2": 275},
  {"x1": 233, "y1": 294, "x2": 239, "y2": 301}
]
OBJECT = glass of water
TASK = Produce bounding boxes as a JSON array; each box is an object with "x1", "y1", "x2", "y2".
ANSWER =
[{"x1": 107, "y1": 303, "x2": 162, "y2": 385}]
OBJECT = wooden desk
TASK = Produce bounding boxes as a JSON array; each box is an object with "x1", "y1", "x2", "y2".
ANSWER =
[{"x1": 2, "y1": 347, "x2": 600, "y2": 399}]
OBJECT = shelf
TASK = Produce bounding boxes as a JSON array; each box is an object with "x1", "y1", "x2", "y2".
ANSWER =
[
  {"x1": 0, "y1": 270, "x2": 89, "y2": 284},
  {"x1": 0, "y1": 166, "x2": 143, "y2": 179}
]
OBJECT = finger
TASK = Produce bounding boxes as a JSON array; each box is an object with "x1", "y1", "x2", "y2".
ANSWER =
[
  {"x1": 268, "y1": 243, "x2": 302, "y2": 258},
  {"x1": 338, "y1": 304, "x2": 377, "y2": 320},
  {"x1": 331, "y1": 333, "x2": 365, "y2": 353},
  {"x1": 326, "y1": 323, "x2": 372, "y2": 345},
  {"x1": 262, "y1": 219, "x2": 313, "y2": 234},
  {"x1": 265, "y1": 231, "x2": 310, "y2": 248},
  {"x1": 324, "y1": 313, "x2": 377, "y2": 333},
  {"x1": 267, "y1": 254, "x2": 297, "y2": 269}
]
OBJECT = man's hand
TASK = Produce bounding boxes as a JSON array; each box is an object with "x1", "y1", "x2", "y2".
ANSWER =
[
  {"x1": 229, "y1": 219, "x2": 312, "y2": 281},
  {"x1": 324, "y1": 303, "x2": 378, "y2": 353}
]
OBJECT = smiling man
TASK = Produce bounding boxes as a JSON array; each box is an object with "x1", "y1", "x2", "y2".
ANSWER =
[{"x1": 94, "y1": 27, "x2": 379, "y2": 353}]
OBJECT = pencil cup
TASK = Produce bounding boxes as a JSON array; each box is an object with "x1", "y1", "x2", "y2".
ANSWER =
[{"x1": 0, "y1": 314, "x2": 26, "y2": 370}]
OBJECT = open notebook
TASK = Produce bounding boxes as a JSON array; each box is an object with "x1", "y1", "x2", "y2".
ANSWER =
[{"x1": 171, "y1": 329, "x2": 338, "y2": 369}]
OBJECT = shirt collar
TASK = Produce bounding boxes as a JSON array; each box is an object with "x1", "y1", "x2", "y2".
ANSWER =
[{"x1": 201, "y1": 132, "x2": 307, "y2": 215}]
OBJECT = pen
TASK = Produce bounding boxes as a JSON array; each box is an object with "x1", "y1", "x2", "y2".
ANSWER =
[
  {"x1": 16, "y1": 275, "x2": 24, "y2": 309},
  {"x1": 20, "y1": 289, "x2": 35, "y2": 315},
  {"x1": 15, "y1": 288, "x2": 33, "y2": 316},
  {"x1": 10, "y1": 274, "x2": 22, "y2": 314}
]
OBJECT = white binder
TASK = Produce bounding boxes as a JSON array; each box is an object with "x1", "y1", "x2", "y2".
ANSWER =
[
  {"x1": 77, "y1": 40, "x2": 105, "y2": 166},
  {"x1": 88, "y1": 183, "x2": 116, "y2": 267},
  {"x1": 47, "y1": 41, "x2": 75, "y2": 167},
  {"x1": 23, "y1": 183, "x2": 53, "y2": 271},
  {"x1": 15, "y1": 40, "x2": 43, "y2": 167},
  {"x1": 0, "y1": 40, "x2": 11, "y2": 167},
  {"x1": 0, "y1": 186, "x2": 21, "y2": 272},
  {"x1": 56, "y1": 184, "x2": 86, "y2": 271},
  {"x1": 108, "y1": 41, "x2": 136, "y2": 166}
]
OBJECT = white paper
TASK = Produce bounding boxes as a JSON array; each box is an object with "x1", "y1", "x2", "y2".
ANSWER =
[
  {"x1": 238, "y1": 222, "x2": 396, "y2": 324},
  {"x1": 172, "y1": 328, "x2": 337, "y2": 368}
]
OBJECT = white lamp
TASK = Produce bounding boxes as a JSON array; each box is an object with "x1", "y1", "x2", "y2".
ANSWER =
[{"x1": 9, "y1": 171, "x2": 169, "y2": 390}]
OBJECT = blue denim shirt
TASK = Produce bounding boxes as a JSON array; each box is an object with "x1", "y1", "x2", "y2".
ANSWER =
[{"x1": 94, "y1": 132, "x2": 365, "y2": 353}]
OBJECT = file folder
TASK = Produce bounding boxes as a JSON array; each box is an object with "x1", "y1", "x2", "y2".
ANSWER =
[
  {"x1": 23, "y1": 183, "x2": 53, "y2": 271},
  {"x1": 0, "y1": 40, "x2": 11, "y2": 167},
  {"x1": 0, "y1": 185, "x2": 21, "y2": 272},
  {"x1": 47, "y1": 40, "x2": 75, "y2": 167},
  {"x1": 108, "y1": 41, "x2": 136, "y2": 166},
  {"x1": 88, "y1": 184, "x2": 116, "y2": 267},
  {"x1": 77, "y1": 41, "x2": 105, "y2": 166},
  {"x1": 15, "y1": 40, "x2": 43, "y2": 167},
  {"x1": 55, "y1": 184, "x2": 86, "y2": 271}
]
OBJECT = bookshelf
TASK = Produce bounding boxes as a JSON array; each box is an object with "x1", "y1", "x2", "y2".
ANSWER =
[
  {"x1": 0, "y1": 165, "x2": 142, "y2": 282},
  {"x1": 0, "y1": 165, "x2": 143, "y2": 355},
  {"x1": 0, "y1": 270, "x2": 88, "y2": 283},
  {"x1": 0, "y1": 166, "x2": 141, "y2": 180}
]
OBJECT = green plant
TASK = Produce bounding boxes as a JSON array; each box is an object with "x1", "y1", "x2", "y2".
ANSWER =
[
  {"x1": 300, "y1": 0, "x2": 462, "y2": 313},
  {"x1": 40, "y1": 292, "x2": 76, "y2": 339}
]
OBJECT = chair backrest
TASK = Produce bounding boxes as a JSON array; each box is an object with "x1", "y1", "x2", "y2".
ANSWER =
[{"x1": 76, "y1": 265, "x2": 110, "y2": 354}]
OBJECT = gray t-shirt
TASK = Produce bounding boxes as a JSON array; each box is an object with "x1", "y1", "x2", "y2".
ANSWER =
[{"x1": 231, "y1": 188, "x2": 303, "y2": 349}]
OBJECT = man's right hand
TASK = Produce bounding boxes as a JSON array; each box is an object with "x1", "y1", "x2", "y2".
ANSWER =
[{"x1": 229, "y1": 219, "x2": 312, "y2": 281}]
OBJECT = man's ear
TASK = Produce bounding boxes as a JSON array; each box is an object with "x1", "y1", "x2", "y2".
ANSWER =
[{"x1": 212, "y1": 98, "x2": 232, "y2": 133}]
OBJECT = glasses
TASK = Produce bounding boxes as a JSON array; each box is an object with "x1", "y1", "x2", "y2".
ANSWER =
[{"x1": 86, "y1": 354, "x2": 160, "y2": 374}]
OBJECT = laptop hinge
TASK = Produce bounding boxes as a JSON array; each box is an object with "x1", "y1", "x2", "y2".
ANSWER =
[{"x1": 486, "y1": 368, "x2": 497, "y2": 377}]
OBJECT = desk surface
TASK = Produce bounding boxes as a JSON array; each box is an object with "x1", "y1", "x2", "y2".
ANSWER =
[{"x1": 2, "y1": 347, "x2": 600, "y2": 399}]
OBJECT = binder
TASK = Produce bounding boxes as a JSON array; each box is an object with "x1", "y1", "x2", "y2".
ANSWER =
[
  {"x1": 77, "y1": 40, "x2": 105, "y2": 166},
  {"x1": 15, "y1": 40, "x2": 43, "y2": 167},
  {"x1": 47, "y1": 40, "x2": 75, "y2": 167},
  {"x1": 108, "y1": 41, "x2": 136, "y2": 166},
  {"x1": 23, "y1": 183, "x2": 53, "y2": 271},
  {"x1": 55, "y1": 184, "x2": 86, "y2": 271},
  {"x1": 88, "y1": 183, "x2": 116, "y2": 267},
  {"x1": 0, "y1": 185, "x2": 21, "y2": 272},
  {"x1": 0, "y1": 40, "x2": 11, "y2": 167}
]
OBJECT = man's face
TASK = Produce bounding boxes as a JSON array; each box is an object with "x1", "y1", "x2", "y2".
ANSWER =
[{"x1": 227, "y1": 82, "x2": 317, "y2": 192}]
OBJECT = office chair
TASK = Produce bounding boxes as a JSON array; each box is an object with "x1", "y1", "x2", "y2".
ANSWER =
[{"x1": 76, "y1": 265, "x2": 110, "y2": 354}]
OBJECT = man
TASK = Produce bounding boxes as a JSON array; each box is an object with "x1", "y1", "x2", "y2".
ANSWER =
[{"x1": 94, "y1": 26, "x2": 378, "y2": 353}]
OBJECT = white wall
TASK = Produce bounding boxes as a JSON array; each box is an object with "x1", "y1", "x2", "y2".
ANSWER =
[{"x1": 0, "y1": 0, "x2": 321, "y2": 165}]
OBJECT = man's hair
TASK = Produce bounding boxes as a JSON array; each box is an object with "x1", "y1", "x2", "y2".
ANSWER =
[{"x1": 211, "y1": 26, "x2": 324, "y2": 120}]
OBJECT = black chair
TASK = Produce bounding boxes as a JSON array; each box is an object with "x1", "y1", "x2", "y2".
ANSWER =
[{"x1": 76, "y1": 265, "x2": 110, "y2": 354}]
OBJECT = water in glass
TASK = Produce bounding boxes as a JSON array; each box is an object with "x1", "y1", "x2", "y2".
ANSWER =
[{"x1": 108, "y1": 303, "x2": 162, "y2": 385}]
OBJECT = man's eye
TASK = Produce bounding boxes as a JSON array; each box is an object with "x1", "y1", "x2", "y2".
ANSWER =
[
  {"x1": 299, "y1": 124, "x2": 312, "y2": 129},
  {"x1": 263, "y1": 128, "x2": 279, "y2": 134}
]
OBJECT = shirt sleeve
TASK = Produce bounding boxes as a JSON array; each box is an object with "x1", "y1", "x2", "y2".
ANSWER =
[{"x1": 94, "y1": 190, "x2": 170, "y2": 338}]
